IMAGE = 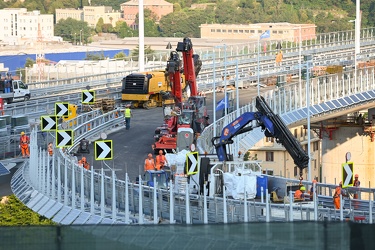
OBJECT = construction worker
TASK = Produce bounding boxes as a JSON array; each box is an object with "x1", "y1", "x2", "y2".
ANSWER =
[
  {"x1": 47, "y1": 142, "x2": 53, "y2": 166},
  {"x1": 353, "y1": 174, "x2": 361, "y2": 209},
  {"x1": 48, "y1": 142, "x2": 53, "y2": 157},
  {"x1": 294, "y1": 186, "x2": 306, "y2": 200},
  {"x1": 333, "y1": 181, "x2": 348, "y2": 209},
  {"x1": 144, "y1": 153, "x2": 155, "y2": 172},
  {"x1": 124, "y1": 104, "x2": 132, "y2": 130},
  {"x1": 353, "y1": 174, "x2": 361, "y2": 199},
  {"x1": 310, "y1": 179, "x2": 318, "y2": 201},
  {"x1": 81, "y1": 156, "x2": 90, "y2": 170},
  {"x1": 155, "y1": 150, "x2": 168, "y2": 170},
  {"x1": 19, "y1": 131, "x2": 30, "y2": 158},
  {"x1": 275, "y1": 50, "x2": 283, "y2": 66}
]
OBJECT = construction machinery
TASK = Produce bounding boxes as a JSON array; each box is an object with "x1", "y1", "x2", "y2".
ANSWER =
[
  {"x1": 121, "y1": 70, "x2": 179, "y2": 109},
  {"x1": 0, "y1": 79, "x2": 31, "y2": 104},
  {"x1": 152, "y1": 38, "x2": 207, "y2": 154},
  {"x1": 121, "y1": 41, "x2": 202, "y2": 109},
  {"x1": 212, "y1": 96, "x2": 309, "y2": 178}
]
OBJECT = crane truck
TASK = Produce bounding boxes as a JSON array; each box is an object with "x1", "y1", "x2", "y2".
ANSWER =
[
  {"x1": 210, "y1": 95, "x2": 309, "y2": 187},
  {"x1": 152, "y1": 37, "x2": 208, "y2": 154},
  {"x1": 164, "y1": 95, "x2": 309, "y2": 199}
]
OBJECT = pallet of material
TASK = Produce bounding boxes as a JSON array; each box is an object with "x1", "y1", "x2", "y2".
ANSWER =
[
  {"x1": 102, "y1": 98, "x2": 115, "y2": 111},
  {"x1": 92, "y1": 99, "x2": 103, "y2": 109}
]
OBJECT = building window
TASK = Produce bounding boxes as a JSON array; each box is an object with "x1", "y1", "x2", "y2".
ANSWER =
[
  {"x1": 262, "y1": 169, "x2": 274, "y2": 175},
  {"x1": 313, "y1": 141, "x2": 319, "y2": 151},
  {"x1": 300, "y1": 127, "x2": 304, "y2": 137},
  {"x1": 211, "y1": 29, "x2": 215, "y2": 32},
  {"x1": 258, "y1": 30, "x2": 262, "y2": 33},
  {"x1": 266, "y1": 137, "x2": 274, "y2": 143},
  {"x1": 272, "y1": 30, "x2": 277, "y2": 34},
  {"x1": 250, "y1": 30, "x2": 255, "y2": 33},
  {"x1": 294, "y1": 129, "x2": 297, "y2": 138},
  {"x1": 216, "y1": 29, "x2": 221, "y2": 32},
  {"x1": 222, "y1": 29, "x2": 227, "y2": 32},
  {"x1": 294, "y1": 166, "x2": 298, "y2": 176},
  {"x1": 233, "y1": 30, "x2": 238, "y2": 33},
  {"x1": 278, "y1": 30, "x2": 283, "y2": 34},
  {"x1": 228, "y1": 30, "x2": 232, "y2": 33},
  {"x1": 239, "y1": 30, "x2": 243, "y2": 33},
  {"x1": 266, "y1": 152, "x2": 274, "y2": 162},
  {"x1": 245, "y1": 30, "x2": 249, "y2": 33}
]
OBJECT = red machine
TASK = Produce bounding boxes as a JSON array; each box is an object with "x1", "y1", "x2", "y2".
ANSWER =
[{"x1": 153, "y1": 38, "x2": 207, "y2": 153}]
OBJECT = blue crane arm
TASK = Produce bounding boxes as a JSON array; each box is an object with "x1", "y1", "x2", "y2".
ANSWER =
[
  {"x1": 212, "y1": 111, "x2": 275, "y2": 161},
  {"x1": 212, "y1": 96, "x2": 309, "y2": 170}
]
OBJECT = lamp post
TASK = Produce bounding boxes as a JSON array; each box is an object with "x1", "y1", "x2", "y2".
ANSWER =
[
  {"x1": 79, "y1": 29, "x2": 82, "y2": 46},
  {"x1": 304, "y1": 54, "x2": 312, "y2": 182}
]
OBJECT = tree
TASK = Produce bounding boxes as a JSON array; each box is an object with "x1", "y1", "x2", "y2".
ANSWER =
[
  {"x1": 96, "y1": 17, "x2": 104, "y2": 34},
  {"x1": 25, "y1": 58, "x2": 35, "y2": 68},
  {"x1": 0, "y1": 195, "x2": 55, "y2": 226},
  {"x1": 54, "y1": 18, "x2": 93, "y2": 44},
  {"x1": 85, "y1": 52, "x2": 105, "y2": 60},
  {"x1": 102, "y1": 23, "x2": 114, "y2": 33},
  {"x1": 114, "y1": 21, "x2": 132, "y2": 38},
  {"x1": 130, "y1": 45, "x2": 155, "y2": 61},
  {"x1": 114, "y1": 51, "x2": 127, "y2": 60}
]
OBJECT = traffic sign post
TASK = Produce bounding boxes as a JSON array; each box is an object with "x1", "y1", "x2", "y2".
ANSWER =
[
  {"x1": 186, "y1": 151, "x2": 198, "y2": 175},
  {"x1": 342, "y1": 161, "x2": 354, "y2": 187},
  {"x1": 56, "y1": 130, "x2": 74, "y2": 148},
  {"x1": 55, "y1": 102, "x2": 69, "y2": 117},
  {"x1": 40, "y1": 116, "x2": 57, "y2": 131},
  {"x1": 82, "y1": 90, "x2": 95, "y2": 104},
  {"x1": 94, "y1": 140, "x2": 113, "y2": 160}
]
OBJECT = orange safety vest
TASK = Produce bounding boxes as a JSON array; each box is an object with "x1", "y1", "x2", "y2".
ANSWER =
[
  {"x1": 20, "y1": 135, "x2": 29, "y2": 145},
  {"x1": 156, "y1": 155, "x2": 166, "y2": 170},
  {"x1": 48, "y1": 145, "x2": 53, "y2": 156},
  {"x1": 144, "y1": 158, "x2": 155, "y2": 171},
  {"x1": 83, "y1": 162, "x2": 90, "y2": 170},
  {"x1": 294, "y1": 190, "x2": 303, "y2": 199}
]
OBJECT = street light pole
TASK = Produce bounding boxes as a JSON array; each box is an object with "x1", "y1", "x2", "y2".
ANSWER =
[
  {"x1": 354, "y1": 0, "x2": 361, "y2": 85},
  {"x1": 80, "y1": 30, "x2": 82, "y2": 46},
  {"x1": 304, "y1": 55, "x2": 312, "y2": 182}
]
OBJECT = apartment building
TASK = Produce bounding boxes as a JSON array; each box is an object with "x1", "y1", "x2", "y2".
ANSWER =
[
  {"x1": 83, "y1": 6, "x2": 122, "y2": 28},
  {"x1": 247, "y1": 125, "x2": 321, "y2": 181},
  {"x1": 0, "y1": 8, "x2": 54, "y2": 45},
  {"x1": 55, "y1": 6, "x2": 122, "y2": 28},
  {"x1": 55, "y1": 8, "x2": 84, "y2": 23},
  {"x1": 200, "y1": 23, "x2": 316, "y2": 42},
  {"x1": 120, "y1": 0, "x2": 173, "y2": 28}
]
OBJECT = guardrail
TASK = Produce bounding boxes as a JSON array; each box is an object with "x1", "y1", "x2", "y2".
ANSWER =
[{"x1": 197, "y1": 66, "x2": 375, "y2": 155}]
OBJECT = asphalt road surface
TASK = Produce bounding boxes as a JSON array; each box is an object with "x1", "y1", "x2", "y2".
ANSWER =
[{"x1": 86, "y1": 86, "x2": 272, "y2": 181}]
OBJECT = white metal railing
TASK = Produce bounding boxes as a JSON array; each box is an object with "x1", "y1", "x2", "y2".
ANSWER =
[{"x1": 197, "y1": 67, "x2": 375, "y2": 154}]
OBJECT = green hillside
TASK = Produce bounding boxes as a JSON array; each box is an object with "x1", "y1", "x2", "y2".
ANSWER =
[{"x1": 0, "y1": 0, "x2": 371, "y2": 38}]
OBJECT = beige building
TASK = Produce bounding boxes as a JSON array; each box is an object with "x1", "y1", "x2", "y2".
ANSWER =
[
  {"x1": 55, "y1": 8, "x2": 83, "y2": 23},
  {"x1": 120, "y1": 0, "x2": 173, "y2": 28},
  {"x1": 200, "y1": 23, "x2": 316, "y2": 42},
  {"x1": 83, "y1": 6, "x2": 122, "y2": 28},
  {"x1": 0, "y1": 8, "x2": 54, "y2": 45},
  {"x1": 55, "y1": 6, "x2": 122, "y2": 28},
  {"x1": 248, "y1": 125, "x2": 321, "y2": 181}
]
